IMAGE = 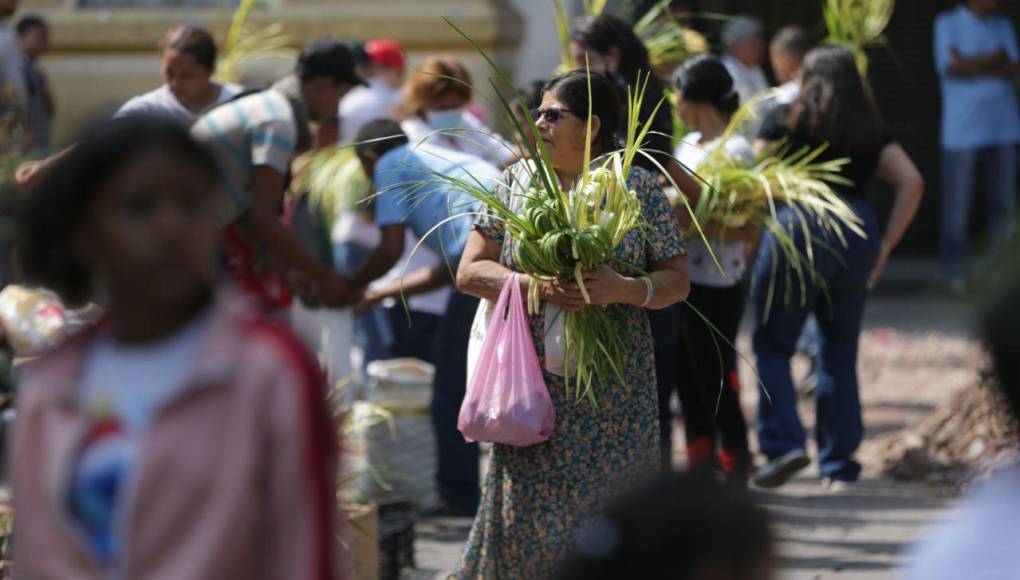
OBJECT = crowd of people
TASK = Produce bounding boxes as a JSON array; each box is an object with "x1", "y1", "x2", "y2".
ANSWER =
[{"x1": 1, "y1": 0, "x2": 1019, "y2": 578}]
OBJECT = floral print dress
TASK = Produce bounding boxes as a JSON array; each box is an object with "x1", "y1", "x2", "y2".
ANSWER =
[{"x1": 453, "y1": 163, "x2": 686, "y2": 578}]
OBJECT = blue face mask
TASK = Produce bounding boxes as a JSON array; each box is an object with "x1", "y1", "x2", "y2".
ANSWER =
[{"x1": 426, "y1": 108, "x2": 466, "y2": 131}]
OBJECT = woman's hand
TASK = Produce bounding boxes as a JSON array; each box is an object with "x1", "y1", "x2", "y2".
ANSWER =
[
  {"x1": 578, "y1": 265, "x2": 644, "y2": 307},
  {"x1": 534, "y1": 277, "x2": 588, "y2": 312}
]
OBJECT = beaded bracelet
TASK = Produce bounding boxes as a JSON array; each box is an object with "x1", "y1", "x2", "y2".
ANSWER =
[{"x1": 640, "y1": 276, "x2": 654, "y2": 308}]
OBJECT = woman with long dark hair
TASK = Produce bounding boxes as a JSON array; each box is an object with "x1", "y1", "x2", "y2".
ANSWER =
[
  {"x1": 453, "y1": 70, "x2": 689, "y2": 576},
  {"x1": 750, "y1": 46, "x2": 923, "y2": 489},
  {"x1": 570, "y1": 13, "x2": 674, "y2": 171}
]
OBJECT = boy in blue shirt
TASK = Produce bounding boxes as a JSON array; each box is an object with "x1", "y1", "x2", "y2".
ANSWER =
[{"x1": 348, "y1": 119, "x2": 500, "y2": 516}]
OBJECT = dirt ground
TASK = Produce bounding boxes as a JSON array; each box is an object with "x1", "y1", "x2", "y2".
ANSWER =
[{"x1": 408, "y1": 269, "x2": 989, "y2": 579}]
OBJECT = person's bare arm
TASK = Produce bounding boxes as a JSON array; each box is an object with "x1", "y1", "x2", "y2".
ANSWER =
[
  {"x1": 665, "y1": 157, "x2": 702, "y2": 229},
  {"x1": 246, "y1": 165, "x2": 349, "y2": 303},
  {"x1": 350, "y1": 224, "x2": 406, "y2": 291},
  {"x1": 15, "y1": 145, "x2": 73, "y2": 189},
  {"x1": 358, "y1": 264, "x2": 452, "y2": 313},
  {"x1": 869, "y1": 143, "x2": 924, "y2": 287},
  {"x1": 457, "y1": 229, "x2": 588, "y2": 311}
]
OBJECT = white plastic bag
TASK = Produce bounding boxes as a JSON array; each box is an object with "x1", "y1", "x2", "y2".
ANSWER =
[{"x1": 466, "y1": 298, "x2": 494, "y2": 382}]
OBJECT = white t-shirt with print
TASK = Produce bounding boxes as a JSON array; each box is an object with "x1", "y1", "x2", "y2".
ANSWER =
[
  {"x1": 68, "y1": 309, "x2": 212, "y2": 565},
  {"x1": 676, "y1": 131, "x2": 754, "y2": 287}
]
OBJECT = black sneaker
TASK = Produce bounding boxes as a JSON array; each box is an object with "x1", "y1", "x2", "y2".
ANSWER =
[{"x1": 752, "y1": 449, "x2": 811, "y2": 489}]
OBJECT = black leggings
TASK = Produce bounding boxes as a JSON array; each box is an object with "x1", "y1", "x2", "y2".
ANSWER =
[
  {"x1": 679, "y1": 282, "x2": 752, "y2": 473},
  {"x1": 650, "y1": 304, "x2": 703, "y2": 470}
]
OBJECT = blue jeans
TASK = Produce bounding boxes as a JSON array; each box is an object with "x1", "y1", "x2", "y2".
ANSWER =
[
  {"x1": 752, "y1": 198, "x2": 880, "y2": 481},
  {"x1": 940, "y1": 145, "x2": 1017, "y2": 280},
  {"x1": 430, "y1": 290, "x2": 481, "y2": 512}
]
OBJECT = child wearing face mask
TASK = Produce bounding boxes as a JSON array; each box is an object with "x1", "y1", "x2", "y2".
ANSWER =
[{"x1": 398, "y1": 55, "x2": 517, "y2": 168}]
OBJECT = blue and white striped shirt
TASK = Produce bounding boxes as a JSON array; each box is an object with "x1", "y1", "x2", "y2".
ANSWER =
[{"x1": 191, "y1": 89, "x2": 297, "y2": 224}]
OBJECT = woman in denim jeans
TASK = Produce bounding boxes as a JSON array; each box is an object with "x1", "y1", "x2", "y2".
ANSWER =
[{"x1": 750, "y1": 46, "x2": 924, "y2": 489}]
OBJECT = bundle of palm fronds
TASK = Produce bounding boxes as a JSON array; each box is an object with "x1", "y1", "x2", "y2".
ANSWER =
[
  {"x1": 633, "y1": 0, "x2": 708, "y2": 69},
  {"x1": 691, "y1": 101, "x2": 863, "y2": 316},
  {"x1": 215, "y1": 0, "x2": 297, "y2": 84},
  {"x1": 823, "y1": 0, "x2": 895, "y2": 74},
  {"x1": 290, "y1": 147, "x2": 370, "y2": 228}
]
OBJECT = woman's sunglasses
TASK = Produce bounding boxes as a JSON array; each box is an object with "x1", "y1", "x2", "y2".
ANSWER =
[{"x1": 530, "y1": 106, "x2": 574, "y2": 124}]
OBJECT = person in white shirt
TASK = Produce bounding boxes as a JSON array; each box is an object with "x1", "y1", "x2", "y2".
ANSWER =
[
  {"x1": 338, "y1": 39, "x2": 405, "y2": 145},
  {"x1": 116, "y1": 25, "x2": 242, "y2": 125},
  {"x1": 399, "y1": 55, "x2": 516, "y2": 168},
  {"x1": 903, "y1": 271, "x2": 1020, "y2": 580},
  {"x1": 671, "y1": 54, "x2": 757, "y2": 481},
  {"x1": 721, "y1": 16, "x2": 769, "y2": 105},
  {"x1": 15, "y1": 24, "x2": 241, "y2": 186}
]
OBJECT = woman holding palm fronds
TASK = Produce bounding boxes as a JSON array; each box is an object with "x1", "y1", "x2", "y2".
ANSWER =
[
  {"x1": 453, "y1": 70, "x2": 688, "y2": 578},
  {"x1": 671, "y1": 54, "x2": 756, "y2": 481}
]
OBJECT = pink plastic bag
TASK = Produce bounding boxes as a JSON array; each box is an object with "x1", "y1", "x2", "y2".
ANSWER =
[{"x1": 459, "y1": 274, "x2": 555, "y2": 446}]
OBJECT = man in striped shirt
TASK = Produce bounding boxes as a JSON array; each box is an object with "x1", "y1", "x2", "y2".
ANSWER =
[{"x1": 191, "y1": 39, "x2": 364, "y2": 308}]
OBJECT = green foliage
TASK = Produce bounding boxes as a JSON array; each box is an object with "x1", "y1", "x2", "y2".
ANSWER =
[
  {"x1": 216, "y1": 0, "x2": 297, "y2": 84},
  {"x1": 822, "y1": 0, "x2": 895, "y2": 74}
]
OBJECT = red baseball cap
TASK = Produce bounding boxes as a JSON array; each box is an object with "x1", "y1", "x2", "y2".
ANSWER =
[{"x1": 365, "y1": 39, "x2": 405, "y2": 71}]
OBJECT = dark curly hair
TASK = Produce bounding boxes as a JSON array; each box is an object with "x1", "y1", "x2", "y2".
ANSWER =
[
  {"x1": 19, "y1": 116, "x2": 220, "y2": 305},
  {"x1": 672, "y1": 54, "x2": 740, "y2": 117},
  {"x1": 555, "y1": 472, "x2": 773, "y2": 580}
]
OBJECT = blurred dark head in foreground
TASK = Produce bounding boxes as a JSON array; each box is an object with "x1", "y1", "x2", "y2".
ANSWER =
[
  {"x1": 555, "y1": 473, "x2": 775, "y2": 580},
  {"x1": 983, "y1": 269, "x2": 1020, "y2": 428},
  {"x1": 20, "y1": 117, "x2": 221, "y2": 310}
]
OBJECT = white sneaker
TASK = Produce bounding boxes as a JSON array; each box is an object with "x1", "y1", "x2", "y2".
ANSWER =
[{"x1": 821, "y1": 477, "x2": 858, "y2": 492}]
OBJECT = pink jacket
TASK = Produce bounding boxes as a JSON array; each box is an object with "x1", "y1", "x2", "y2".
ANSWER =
[{"x1": 9, "y1": 290, "x2": 343, "y2": 580}]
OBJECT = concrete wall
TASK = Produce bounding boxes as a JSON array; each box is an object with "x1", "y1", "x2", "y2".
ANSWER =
[{"x1": 18, "y1": 0, "x2": 524, "y2": 144}]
